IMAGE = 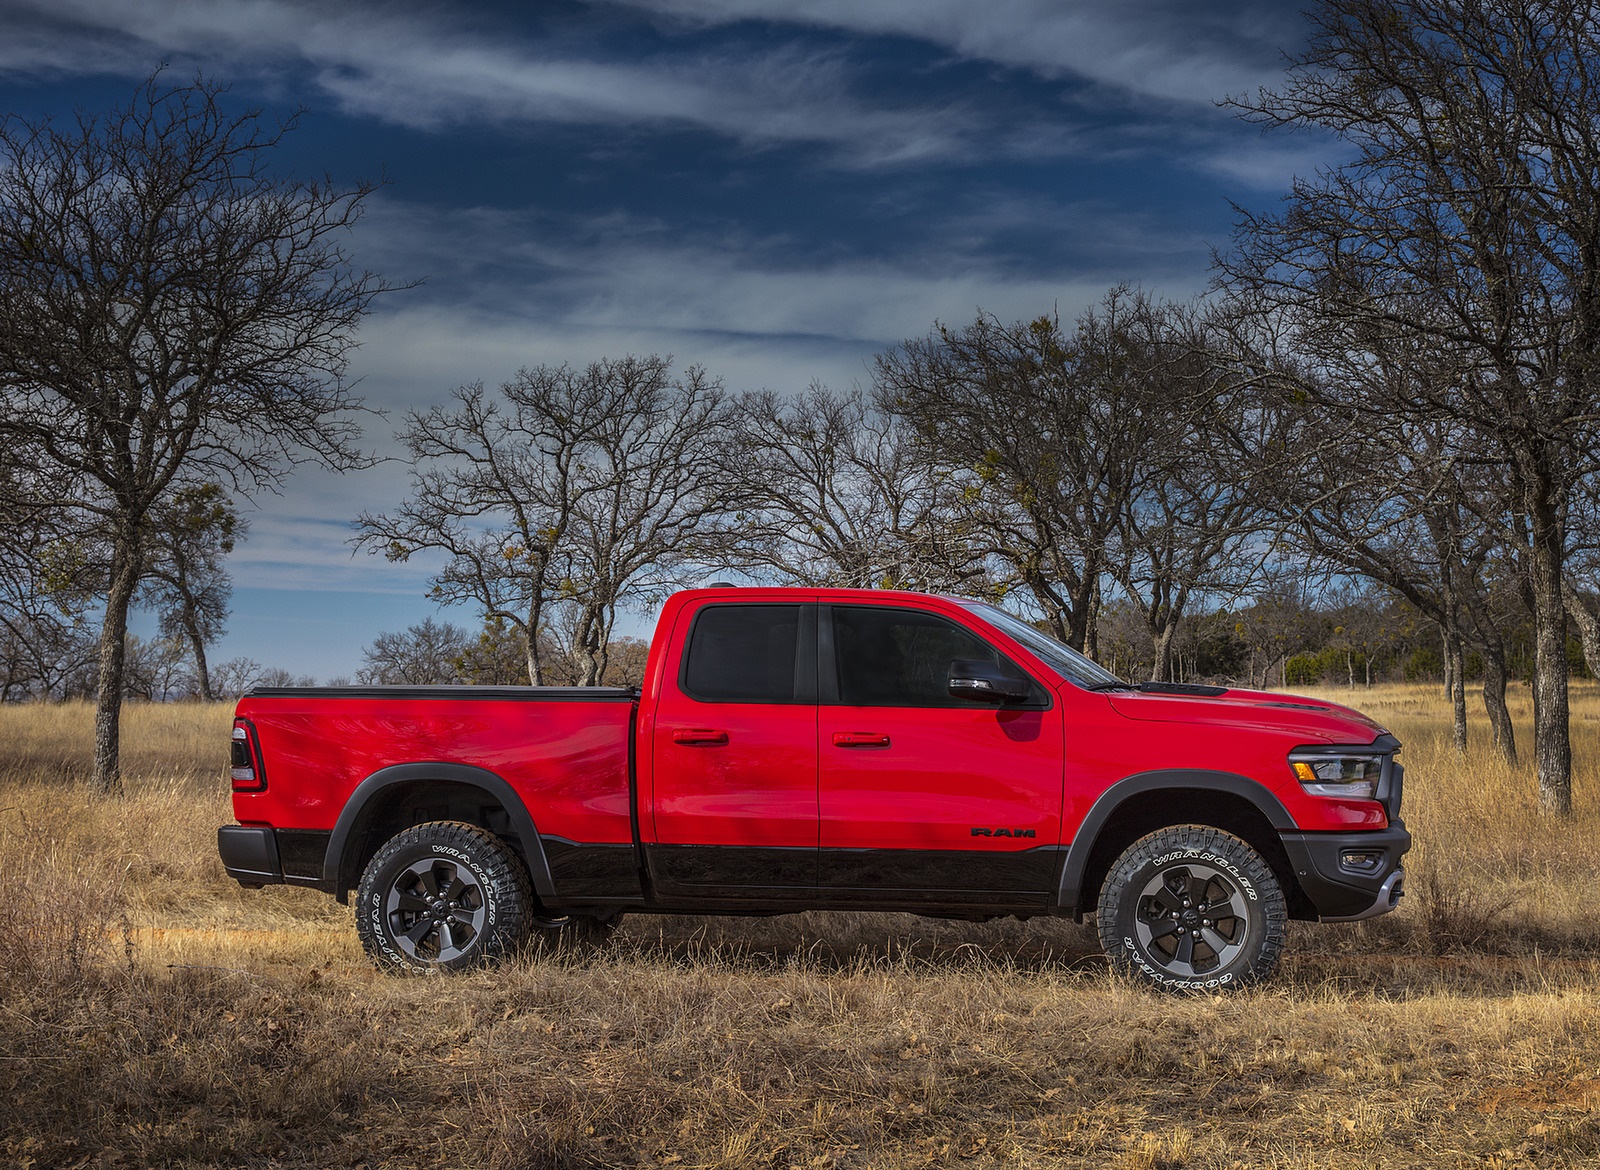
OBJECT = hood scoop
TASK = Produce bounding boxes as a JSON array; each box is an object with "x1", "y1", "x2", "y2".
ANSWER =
[{"x1": 1134, "y1": 681, "x2": 1228, "y2": 697}]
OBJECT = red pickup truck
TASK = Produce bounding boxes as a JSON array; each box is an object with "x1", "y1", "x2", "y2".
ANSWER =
[{"x1": 219, "y1": 587, "x2": 1408, "y2": 991}]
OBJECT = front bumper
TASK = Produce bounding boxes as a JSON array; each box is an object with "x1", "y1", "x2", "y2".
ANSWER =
[{"x1": 1280, "y1": 822, "x2": 1410, "y2": 921}]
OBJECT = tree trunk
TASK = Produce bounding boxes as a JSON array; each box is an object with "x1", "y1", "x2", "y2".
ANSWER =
[
  {"x1": 93, "y1": 538, "x2": 143, "y2": 796},
  {"x1": 1481, "y1": 649, "x2": 1517, "y2": 765},
  {"x1": 1563, "y1": 579, "x2": 1600, "y2": 681},
  {"x1": 1064, "y1": 565, "x2": 1098, "y2": 660},
  {"x1": 183, "y1": 610, "x2": 213, "y2": 701},
  {"x1": 1446, "y1": 633, "x2": 1467, "y2": 755},
  {"x1": 572, "y1": 605, "x2": 607, "y2": 687},
  {"x1": 1148, "y1": 622, "x2": 1176, "y2": 683},
  {"x1": 523, "y1": 602, "x2": 545, "y2": 686},
  {"x1": 1528, "y1": 489, "x2": 1572, "y2": 814}
]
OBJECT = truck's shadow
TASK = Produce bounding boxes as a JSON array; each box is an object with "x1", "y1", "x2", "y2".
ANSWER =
[
  {"x1": 526, "y1": 913, "x2": 1599, "y2": 997},
  {"x1": 567, "y1": 910, "x2": 1112, "y2": 974}
]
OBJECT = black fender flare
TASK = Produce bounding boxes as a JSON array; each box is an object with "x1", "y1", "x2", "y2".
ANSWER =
[
  {"x1": 1056, "y1": 770, "x2": 1294, "y2": 913},
  {"x1": 323, "y1": 762, "x2": 556, "y2": 901}
]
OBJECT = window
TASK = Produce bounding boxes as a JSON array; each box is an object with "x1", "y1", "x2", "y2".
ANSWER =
[
  {"x1": 681, "y1": 605, "x2": 802, "y2": 703},
  {"x1": 955, "y1": 600, "x2": 1124, "y2": 690},
  {"x1": 830, "y1": 606, "x2": 1042, "y2": 708}
]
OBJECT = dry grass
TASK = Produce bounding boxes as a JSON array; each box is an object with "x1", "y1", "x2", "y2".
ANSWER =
[{"x1": 6, "y1": 689, "x2": 1600, "y2": 1168}]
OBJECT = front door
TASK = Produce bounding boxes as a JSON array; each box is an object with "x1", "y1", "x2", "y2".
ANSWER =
[{"x1": 817, "y1": 603, "x2": 1064, "y2": 907}]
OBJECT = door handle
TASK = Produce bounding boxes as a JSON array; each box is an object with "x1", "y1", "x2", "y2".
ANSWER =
[
  {"x1": 672, "y1": 728, "x2": 729, "y2": 746},
  {"x1": 832, "y1": 731, "x2": 890, "y2": 748}
]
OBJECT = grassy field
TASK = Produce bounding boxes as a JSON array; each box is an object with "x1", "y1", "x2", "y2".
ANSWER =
[{"x1": 6, "y1": 687, "x2": 1600, "y2": 1168}]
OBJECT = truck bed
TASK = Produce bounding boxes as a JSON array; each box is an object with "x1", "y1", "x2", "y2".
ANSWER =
[{"x1": 230, "y1": 686, "x2": 639, "y2": 896}]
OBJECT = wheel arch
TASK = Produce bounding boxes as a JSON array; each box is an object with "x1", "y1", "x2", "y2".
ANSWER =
[
  {"x1": 1059, "y1": 770, "x2": 1314, "y2": 921},
  {"x1": 324, "y1": 763, "x2": 556, "y2": 903}
]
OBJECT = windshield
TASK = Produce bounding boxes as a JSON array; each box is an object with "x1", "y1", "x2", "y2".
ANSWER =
[{"x1": 956, "y1": 600, "x2": 1126, "y2": 691}]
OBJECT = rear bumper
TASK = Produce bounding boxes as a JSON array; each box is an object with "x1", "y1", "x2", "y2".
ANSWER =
[
  {"x1": 218, "y1": 825, "x2": 284, "y2": 887},
  {"x1": 1280, "y1": 822, "x2": 1410, "y2": 921},
  {"x1": 218, "y1": 825, "x2": 334, "y2": 891}
]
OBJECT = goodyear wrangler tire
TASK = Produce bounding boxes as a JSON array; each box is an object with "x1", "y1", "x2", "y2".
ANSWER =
[
  {"x1": 356, "y1": 821, "x2": 532, "y2": 973},
  {"x1": 1097, "y1": 825, "x2": 1286, "y2": 992}
]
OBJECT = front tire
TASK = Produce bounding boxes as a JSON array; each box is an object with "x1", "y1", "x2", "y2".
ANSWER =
[
  {"x1": 356, "y1": 821, "x2": 533, "y2": 973},
  {"x1": 1097, "y1": 825, "x2": 1286, "y2": 992}
]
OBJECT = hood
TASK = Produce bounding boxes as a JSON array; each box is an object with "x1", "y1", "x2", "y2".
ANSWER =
[{"x1": 1105, "y1": 686, "x2": 1388, "y2": 743}]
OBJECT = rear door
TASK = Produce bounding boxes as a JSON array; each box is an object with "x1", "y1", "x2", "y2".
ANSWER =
[
  {"x1": 646, "y1": 602, "x2": 819, "y2": 897},
  {"x1": 817, "y1": 603, "x2": 1064, "y2": 907}
]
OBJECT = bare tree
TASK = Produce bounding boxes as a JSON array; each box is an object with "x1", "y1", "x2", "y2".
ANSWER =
[
  {"x1": 1271, "y1": 410, "x2": 1511, "y2": 754},
  {"x1": 139, "y1": 484, "x2": 242, "y2": 701},
  {"x1": 877, "y1": 298, "x2": 1147, "y2": 654},
  {"x1": 123, "y1": 633, "x2": 191, "y2": 701},
  {"x1": 879, "y1": 289, "x2": 1269, "y2": 668},
  {"x1": 0, "y1": 615, "x2": 97, "y2": 700},
  {"x1": 210, "y1": 657, "x2": 266, "y2": 698},
  {"x1": 0, "y1": 76, "x2": 389, "y2": 792},
  {"x1": 253, "y1": 666, "x2": 317, "y2": 689},
  {"x1": 358, "y1": 356, "x2": 736, "y2": 686},
  {"x1": 722, "y1": 384, "x2": 988, "y2": 591},
  {"x1": 1233, "y1": 572, "x2": 1324, "y2": 691},
  {"x1": 358, "y1": 617, "x2": 472, "y2": 685},
  {"x1": 453, "y1": 618, "x2": 538, "y2": 686},
  {"x1": 1222, "y1": 0, "x2": 1600, "y2": 813},
  {"x1": 1096, "y1": 299, "x2": 1273, "y2": 681}
]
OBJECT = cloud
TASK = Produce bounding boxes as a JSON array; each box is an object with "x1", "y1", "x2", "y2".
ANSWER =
[
  {"x1": 227, "y1": 507, "x2": 440, "y2": 595},
  {"x1": 1191, "y1": 130, "x2": 1347, "y2": 191},
  {"x1": 0, "y1": 0, "x2": 1327, "y2": 179},
  {"x1": 0, "y1": 0, "x2": 1031, "y2": 167},
  {"x1": 610, "y1": 0, "x2": 1302, "y2": 106},
  {"x1": 349, "y1": 197, "x2": 1213, "y2": 358}
]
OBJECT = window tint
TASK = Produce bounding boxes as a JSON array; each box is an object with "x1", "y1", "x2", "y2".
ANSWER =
[
  {"x1": 682, "y1": 605, "x2": 801, "y2": 703},
  {"x1": 831, "y1": 606, "x2": 1037, "y2": 707},
  {"x1": 956, "y1": 600, "x2": 1124, "y2": 690}
]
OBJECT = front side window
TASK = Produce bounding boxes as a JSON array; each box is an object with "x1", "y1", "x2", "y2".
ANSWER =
[
  {"x1": 956, "y1": 600, "x2": 1124, "y2": 690},
  {"x1": 830, "y1": 605, "x2": 1043, "y2": 708},
  {"x1": 681, "y1": 604, "x2": 802, "y2": 703}
]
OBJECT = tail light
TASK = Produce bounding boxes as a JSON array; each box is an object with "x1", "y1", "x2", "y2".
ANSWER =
[{"x1": 231, "y1": 720, "x2": 266, "y2": 792}]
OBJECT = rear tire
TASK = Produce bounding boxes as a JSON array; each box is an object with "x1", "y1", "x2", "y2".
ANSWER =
[
  {"x1": 356, "y1": 821, "x2": 532, "y2": 973},
  {"x1": 1097, "y1": 825, "x2": 1286, "y2": 992}
]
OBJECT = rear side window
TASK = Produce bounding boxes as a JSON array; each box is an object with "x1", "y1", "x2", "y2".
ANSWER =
[
  {"x1": 681, "y1": 605, "x2": 802, "y2": 703},
  {"x1": 830, "y1": 605, "x2": 1044, "y2": 708}
]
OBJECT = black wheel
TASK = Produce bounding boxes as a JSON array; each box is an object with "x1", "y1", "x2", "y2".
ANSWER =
[
  {"x1": 530, "y1": 911, "x2": 622, "y2": 952},
  {"x1": 356, "y1": 821, "x2": 532, "y2": 973},
  {"x1": 1097, "y1": 825, "x2": 1286, "y2": 992}
]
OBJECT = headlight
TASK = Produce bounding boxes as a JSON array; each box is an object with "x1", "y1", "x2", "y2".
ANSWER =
[{"x1": 1289, "y1": 751, "x2": 1382, "y2": 800}]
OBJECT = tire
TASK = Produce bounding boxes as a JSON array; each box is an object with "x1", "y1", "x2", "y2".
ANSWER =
[
  {"x1": 1097, "y1": 825, "x2": 1286, "y2": 993},
  {"x1": 356, "y1": 820, "x2": 533, "y2": 973}
]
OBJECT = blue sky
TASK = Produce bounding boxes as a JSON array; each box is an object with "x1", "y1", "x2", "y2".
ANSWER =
[{"x1": 0, "y1": 0, "x2": 1332, "y2": 681}]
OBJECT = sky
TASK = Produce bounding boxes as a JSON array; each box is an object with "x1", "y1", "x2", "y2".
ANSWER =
[{"x1": 0, "y1": 0, "x2": 1334, "y2": 682}]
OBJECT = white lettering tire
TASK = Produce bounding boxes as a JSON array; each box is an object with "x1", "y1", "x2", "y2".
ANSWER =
[
  {"x1": 1097, "y1": 825, "x2": 1286, "y2": 992},
  {"x1": 356, "y1": 820, "x2": 533, "y2": 973}
]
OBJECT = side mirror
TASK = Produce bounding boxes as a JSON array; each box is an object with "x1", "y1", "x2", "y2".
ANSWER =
[{"x1": 947, "y1": 658, "x2": 1030, "y2": 704}]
